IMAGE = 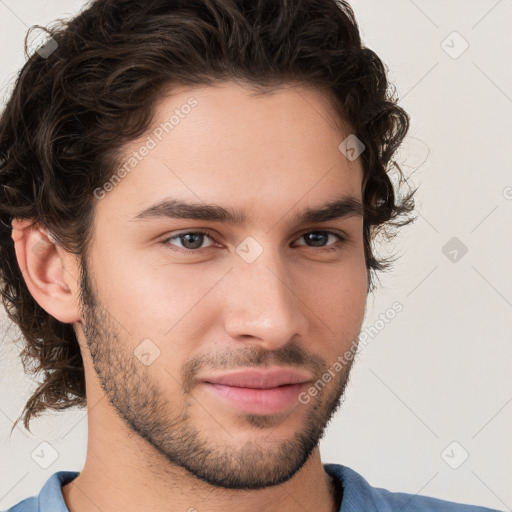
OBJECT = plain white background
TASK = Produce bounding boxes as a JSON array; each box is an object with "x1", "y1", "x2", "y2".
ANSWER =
[{"x1": 1, "y1": 0, "x2": 511, "y2": 510}]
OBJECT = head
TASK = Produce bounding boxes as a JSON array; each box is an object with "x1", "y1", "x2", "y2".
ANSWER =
[{"x1": 0, "y1": 0, "x2": 415, "y2": 489}]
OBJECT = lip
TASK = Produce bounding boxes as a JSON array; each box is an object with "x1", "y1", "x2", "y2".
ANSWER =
[
  {"x1": 200, "y1": 367, "x2": 312, "y2": 415},
  {"x1": 202, "y1": 382, "x2": 310, "y2": 415},
  {"x1": 201, "y1": 367, "x2": 313, "y2": 389}
]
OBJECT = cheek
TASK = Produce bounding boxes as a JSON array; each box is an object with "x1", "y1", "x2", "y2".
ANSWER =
[
  {"x1": 318, "y1": 275, "x2": 366, "y2": 335},
  {"x1": 304, "y1": 253, "x2": 368, "y2": 346},
  {"x1": 90, "y1": 247, "x2": 226, "y2": 353}
]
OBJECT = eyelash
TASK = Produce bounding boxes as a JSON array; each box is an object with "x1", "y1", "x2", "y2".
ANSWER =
[{"x1": 162, "y1": 229, "x2": 346, "y2": 254}]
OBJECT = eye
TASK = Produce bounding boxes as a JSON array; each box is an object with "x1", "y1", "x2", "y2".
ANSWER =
[
  {"x1": 162, "y1": 230, "x2": 217, "y2": 252},
  {"x1": 293, "y1": 231, "x2": 346, "y2": 251}
]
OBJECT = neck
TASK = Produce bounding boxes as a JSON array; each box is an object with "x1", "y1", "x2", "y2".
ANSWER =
[{"x1": 63, "y1": 449, "x2": 339, "y2": 512}]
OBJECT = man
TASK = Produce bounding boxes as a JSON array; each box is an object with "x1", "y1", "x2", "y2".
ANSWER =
[{"x1": 0, "y1": 1, "x2": 502, "y2": 511}]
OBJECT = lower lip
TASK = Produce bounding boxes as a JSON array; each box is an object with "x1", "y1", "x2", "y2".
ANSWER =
[{"x1": 202, "y1": 382, "x2": 309, "y2": 415}]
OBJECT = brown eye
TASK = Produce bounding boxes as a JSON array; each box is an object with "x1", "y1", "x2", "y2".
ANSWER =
[{"x1": 294, "y1": 231, "x2": 345, "y2": 251}]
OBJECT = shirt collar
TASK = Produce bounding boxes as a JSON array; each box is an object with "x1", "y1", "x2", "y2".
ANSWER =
[
  {"x1": 324, "y1": 463, "x2": 380, "y2": 512},
  {"x1": 37, "y1": 471, "x2": 79, "y2": 512}
]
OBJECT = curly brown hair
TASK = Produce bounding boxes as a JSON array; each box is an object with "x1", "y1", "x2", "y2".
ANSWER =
[{"x1": 0, "y1": 0, "x2": 416, "y2": 435}]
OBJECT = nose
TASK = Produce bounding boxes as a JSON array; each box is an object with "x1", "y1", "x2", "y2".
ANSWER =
[{"x1": 221, "y1": 248, "x2": 308, "y2": 351}]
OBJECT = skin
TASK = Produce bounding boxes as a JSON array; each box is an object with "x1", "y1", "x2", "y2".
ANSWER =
[{"x1": 11, "y1": 81, "x2": 368, "y2": 512}]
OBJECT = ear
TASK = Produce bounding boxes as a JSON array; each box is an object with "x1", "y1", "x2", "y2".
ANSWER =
[{"x1": 11, "y1": 218, "x2": 82, "y2": 323}]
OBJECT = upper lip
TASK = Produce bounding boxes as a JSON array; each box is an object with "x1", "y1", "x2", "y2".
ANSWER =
[{"x1": 202, "y1": 368, "x2": 312, "y2": 389}]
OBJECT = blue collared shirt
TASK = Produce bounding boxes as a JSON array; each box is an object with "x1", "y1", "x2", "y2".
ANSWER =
[{"x1": 2, "y1": 463, "x2": 504, "y2": 512}]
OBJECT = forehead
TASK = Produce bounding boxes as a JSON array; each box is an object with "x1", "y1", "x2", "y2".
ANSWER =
[{"x1": 95, "y1": 81, "x2": 364, "y2": 225}]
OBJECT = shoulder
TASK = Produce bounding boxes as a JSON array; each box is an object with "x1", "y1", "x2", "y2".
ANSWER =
[
  {"x1": 1, "y1": 471, "x2": 79, "y2": 512},
  {"x1": 324, "y1": 463, "x2": 504, "y2": 512},
  {"x1": 1, "y1": 497, "x2": 38, "y2": 512}
]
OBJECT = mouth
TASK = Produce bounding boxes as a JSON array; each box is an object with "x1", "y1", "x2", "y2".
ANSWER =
[
  {"x1": 200, "y1": 367, "x2": 312, "y2": 415},
  {"x1": 201, "y1": 367, "x2": 312, "y2": 388},
  {"x1": 202, "y1": 382, "x2": 310, "y2": 415}
]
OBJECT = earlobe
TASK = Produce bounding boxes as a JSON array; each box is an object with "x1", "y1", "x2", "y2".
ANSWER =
[{"x1": 11, "y1": 218, "x2": 81, "y2": 324}]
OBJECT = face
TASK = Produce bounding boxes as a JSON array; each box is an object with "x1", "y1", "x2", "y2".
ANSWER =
[{"x1": 78, "y1": 81, "x2": 368, "y2": 489}]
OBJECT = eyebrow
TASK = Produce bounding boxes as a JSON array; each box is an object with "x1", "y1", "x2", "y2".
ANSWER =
[{"x1": 131, "y1": 195, "x2": 364, "y2": 225}]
